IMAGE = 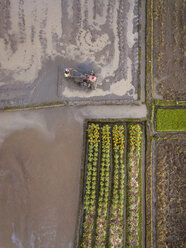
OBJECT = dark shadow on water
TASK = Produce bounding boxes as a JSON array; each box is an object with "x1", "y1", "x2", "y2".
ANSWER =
[{"x1": 76, "y1": 61, "x2": 97, "y2": 75}]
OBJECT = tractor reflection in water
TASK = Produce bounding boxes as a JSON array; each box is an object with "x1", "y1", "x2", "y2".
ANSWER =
[{"x1": 64, "y1": 68, "x2": 97, "y2": 90}]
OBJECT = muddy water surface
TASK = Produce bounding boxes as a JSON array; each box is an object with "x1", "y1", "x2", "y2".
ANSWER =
[
  {"x1": 0, "y1": 110, "x2": 82, "y2": 248},
  {"x1": 0, "y1": 105, "x2": 146, "y2": 247}
]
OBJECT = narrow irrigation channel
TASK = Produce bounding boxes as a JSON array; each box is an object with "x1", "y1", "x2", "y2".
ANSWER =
[{"x1": 76, "y1": 121, "x2": 145, "y2": 248}]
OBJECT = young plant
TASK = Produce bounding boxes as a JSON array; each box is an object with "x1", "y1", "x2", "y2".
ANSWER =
[
  {"x1": 95, "y1": 124, "x2": 111, "y2": 247},
  {"x1": 81, "y1": 123, "x2": 100, "y2": 248},
  {"x1": 126, "y1": 123, "x2": 143, "y2": 248},
  {"x1": 109, "y1": 124, "x2": 125, "y2": 247}
]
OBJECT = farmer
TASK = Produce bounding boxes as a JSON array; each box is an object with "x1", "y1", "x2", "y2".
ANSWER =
[{"x1": 64, "y1": 68, "x2": 70, "y2": 77}]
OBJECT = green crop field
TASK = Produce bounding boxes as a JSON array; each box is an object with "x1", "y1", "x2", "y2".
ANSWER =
[
  {"x1": 156, "y1": 108, "x2": 186, "y2": 131},
  {"x1": 77, "y1": 122, "x2": 144, "y2": 248}
]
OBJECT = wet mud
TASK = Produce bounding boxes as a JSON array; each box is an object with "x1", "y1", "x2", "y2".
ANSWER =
[
  {"x1": 153, "y1": 0, "x2": 186, "y2": 100},
  {"x1": 155, "y1": 139, "x2": 186, "y2": 247},
  {"x1": 0, "y1": 0, "x2": 142, "y2": 108},
  {"x1": 0, "y1": 109, "x2": 82, "y2": 248}
]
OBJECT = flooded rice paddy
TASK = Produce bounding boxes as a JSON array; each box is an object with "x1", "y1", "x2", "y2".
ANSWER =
[{"x1": 0, "y1": 105, "x2": 146, "y2": 248}]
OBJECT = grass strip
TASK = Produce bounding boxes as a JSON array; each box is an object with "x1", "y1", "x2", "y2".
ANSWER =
[{"x1": 156, "y1": 108, "x2": 186, "y2": 131}]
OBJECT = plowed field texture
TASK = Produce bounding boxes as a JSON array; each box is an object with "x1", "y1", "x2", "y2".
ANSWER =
[
  {"x1": 76, "y1": 122, "x2": 144, "y2": 248},
  {"x1": 153, "y1": 0, "x2": 186, "y2": 100},
  {"x1": 156, "y1": 139, "x2": 186, "y2": 248}
]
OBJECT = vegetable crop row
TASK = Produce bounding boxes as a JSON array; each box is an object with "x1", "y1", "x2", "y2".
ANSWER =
[
  {"x1": 81, "y1": 123, "x2": 100, "y2": 248},
  {"x1": 109, "y1": 124, "x2": 125, "y2": 248},
  {"x1": 94, "y1": 124, "x2": 112, "y2": 248},
  {"x1": 79, "y1": 122, "x2": 144, "y2": 248},
  {"x1": 126, "y1": 124, "x2": 143, "y2": 248}
]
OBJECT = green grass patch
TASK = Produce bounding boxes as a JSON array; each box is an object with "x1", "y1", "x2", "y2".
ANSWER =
[
  {"x1": 156, "y1": 108, "x2": 186, "y2": 131},
  {"x1": 154, "y1": 100, "x2": 186, "y2": 107},
  {"x1": 1, "y1": 101, "x2": 64, "y2": 112}
]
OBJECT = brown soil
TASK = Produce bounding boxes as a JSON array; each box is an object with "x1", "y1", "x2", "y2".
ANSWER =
[
  {"x1": 153, "y1": 0, "x2": 186, "y2": 100},
  {"x1": 156, "y1": 139, "x2": 186, "y2": 248}
]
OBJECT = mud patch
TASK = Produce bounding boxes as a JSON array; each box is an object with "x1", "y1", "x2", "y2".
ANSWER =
[
  {"x1": 153, "y1": 0, "x2": 186, "y2": 100},
  {"x1": 0, "y1": 0, "x2": 143, "y2": 107},
  {"x1": 60, "y1": 0, "x2": 140, "y2": 102},
  {"x1": 155, "y1": 139, "x2": 186, "y2": 247},
  {"x1": 0, "y1": 110, "x2": 82, "y2": 248}
]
